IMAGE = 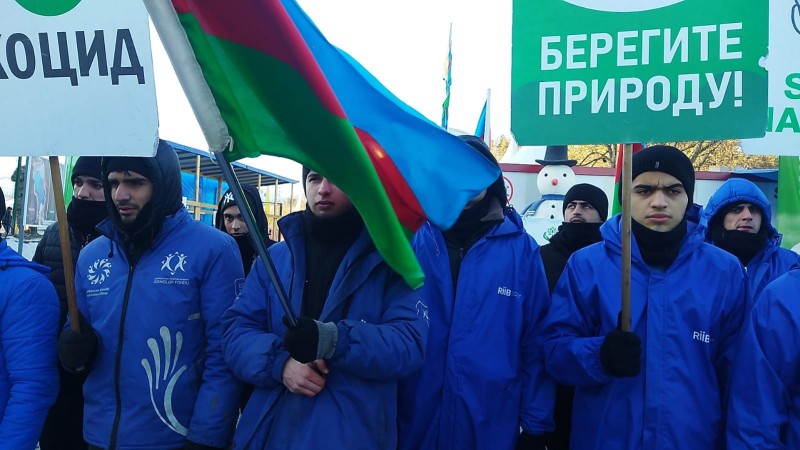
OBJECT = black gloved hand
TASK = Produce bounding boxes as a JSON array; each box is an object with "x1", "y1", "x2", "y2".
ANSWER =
[
  {"x1": 599, "y1": 329, "x2": 641, "y2": 377},
  {"x1": 183, "y1": 441, "x2": 224, "y2": 450},
  {"x1": 282, "y1": 316, "x2": 338, "y2": 364},
  {"x1": 516, "y1": 432, "x2": 549, "y2": 450},
  {"x1": 57, "y1": 313, "x2": 99, "y2": 373}
]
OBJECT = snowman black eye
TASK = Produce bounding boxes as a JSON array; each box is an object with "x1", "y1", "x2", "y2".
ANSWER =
[
  {"x1": 543, "y1": 173, "x2": 549, "y2": 177},
  {"x1": 562, "y1": 173, "x2": 567, "y2": 177}
]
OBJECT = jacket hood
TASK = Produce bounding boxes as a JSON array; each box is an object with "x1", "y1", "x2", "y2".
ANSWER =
[
  {"x1": 0, "y1": 240, "x2": 51, "y2": 274},
  {"x1": 215, "y1": 184, "x2": 269, "y2": 235},
  {"x1": 701, "y1": 178, "x2": 777, "y2": 239},
  {"x1": 101, "y1": 139, "x2": 184, "y2": 235}
]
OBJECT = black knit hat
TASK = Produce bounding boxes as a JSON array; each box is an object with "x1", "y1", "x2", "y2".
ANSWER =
[
  {"x1": 458, "y1": 135, "x2": 507, "y2": 205},
  {"x1": 563, "y1": 183, "x2": 608, "y2": 221},
  {"x1": 104, "y1": 156, "x2": 153, "y2": 181},
  {"x1": 71, "y1": 156, "x2": 103, "y2": 184},
  {"x1": 623, "y1": 145, "x2": 695, "y2": 205}
]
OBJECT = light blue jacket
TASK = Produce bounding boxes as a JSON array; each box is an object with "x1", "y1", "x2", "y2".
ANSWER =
[
  {"x1": 74, "y1": 209, "x2": 243, "y2": 449},
  {"x1": 398, "y1": 208, "x2": 555, "y2": 450},
  {"x1": 543, "y1": 216, "x2": 747, "y2": 449},
  {"x1": 0, "y1": 240, "x2": 59, "y2": 449},
  {"x1": 701, "y1": 178, "x2": 798, "y2": 303},
  {"x1": 221, "y1": 212, "x2": 427, "y2": 450},
  {"x1": 727, "y1": 267, "x2": 800, "y2": 449}
]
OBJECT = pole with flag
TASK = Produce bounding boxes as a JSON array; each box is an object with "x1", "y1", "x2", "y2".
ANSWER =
[
  {"x1": 611, "y1": 143, "x2": 645, "y2": 215},
  {"x1": 475, "y1": 89, "x2": 491, "y2": 148},
  {"x1": 441, "y1": 23, "x2": 452, "y2": 129}
]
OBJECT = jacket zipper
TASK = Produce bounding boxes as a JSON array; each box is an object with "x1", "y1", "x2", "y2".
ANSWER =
[{"x1": 109, "y1": 263, "x2": 136, "y2": 449}]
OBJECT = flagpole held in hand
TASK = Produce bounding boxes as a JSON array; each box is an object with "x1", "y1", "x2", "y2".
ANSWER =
[
  {"x1": 216, "y1": 149, "x2": 297, "y2": 328},
  {"x1": 620, "y1": 143, "x2": 633, "y2": 332}
]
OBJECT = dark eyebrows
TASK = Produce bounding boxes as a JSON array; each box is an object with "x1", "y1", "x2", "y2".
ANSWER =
[{"x1": 633, "y1": 183, "x2": 683, "y2": 190}]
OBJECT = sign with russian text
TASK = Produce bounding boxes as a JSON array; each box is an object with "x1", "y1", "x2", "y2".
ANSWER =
[
  {"x1": 511, "y1": 0, "x2": 769, "y2": 145},
  {"x1": 1, "y1": 0, "x2": 158, "y2": 156},
  {"x1": 741, "y1": 0, "x2": 800, "y2": 156}
]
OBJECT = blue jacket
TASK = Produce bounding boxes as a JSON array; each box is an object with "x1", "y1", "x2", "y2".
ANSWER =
[
  {"x1": 221, "y1": 212, "x2": 427, "y2": 450},
  {"x1": 397, "y1": 208, "x2": 555, "y2": 450},
  {"x1": 543, "y1": 216, "x2": 747, "y2": 449},
  {"x1": 0, "y1": 240, "x2": 59, "y2": 449},
  {"x1": 701, "y1": 178, "x2": 798, "y2": 303},
  {"x1": 727, "y1": 268, "x2": 800, "y2": 449},
  {"x1": 73, "y1": 209, "x2": 244, "y2": 449}
]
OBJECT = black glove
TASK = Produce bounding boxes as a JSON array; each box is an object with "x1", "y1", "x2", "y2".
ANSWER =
[
  {"x1": 58, "y1": 313, "x2": 99, "y2": 372},
  {"x1": 183, "y1": 441, "x2": 224, "y2": 450},
  {"x1": 282, "y1": 316, "x2": 337, "y2": 364},
  {"x1": 599, "y1": 330, "x2": 641, "y2": 377},
  {"x1": 516, "y1": 432, "x2": 549, "y2": 450}
]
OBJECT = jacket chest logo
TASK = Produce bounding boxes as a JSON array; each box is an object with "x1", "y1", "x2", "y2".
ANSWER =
[
  {"x1": 160, "y1": 252, "x2": 188, "y2": 275},
  {"x1": 87, "y1": 258, "x2": 112, "y2": 285}
]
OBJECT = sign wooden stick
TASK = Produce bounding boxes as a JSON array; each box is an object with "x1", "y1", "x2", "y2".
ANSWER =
[
  {"x1": 48, "y1": 157, "x2": 80, "y2": 333},
  {"x1": 620, "y1": 143, "x2": 633, "y2": 332}
]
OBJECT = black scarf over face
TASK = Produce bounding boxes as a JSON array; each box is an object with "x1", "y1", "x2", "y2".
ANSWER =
[
  {"x1": 553, "y1": 222, "x2": 603, "y2": 253},
  {"x1": 632, "y1": 217, "x2": 688, "y2": 269},
  {"x1": 710, "y1": 223, "x2": 768, "y2": 266},
  {"x1": 444, "y1": 194, "x2": 499, "y2": 246},
  {"x1": 67, "y1": 198, "x2": 108, "y2": 245},
  {"x1": 233, "y1": 234, "x2": 257, "y2": 276},
  {"x1": 301, "y1": 206, "x2": 364, "y2": 320}
]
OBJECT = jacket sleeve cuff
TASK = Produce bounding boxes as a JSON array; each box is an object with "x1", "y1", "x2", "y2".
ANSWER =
[{"x1": 270, "y1": 349, "x2": 292, "y2": 384}]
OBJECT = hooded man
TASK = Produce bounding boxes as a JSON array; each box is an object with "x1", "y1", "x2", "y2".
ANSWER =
[
  {"x1": 215, "y1": 183, "x2": 275, "y2": 276},
  {"x1": 397, "y1": 135, "x2": 554, "y2": 450},
  {"x1": 35, "y1": 156, "x2": 108, "y2": 450},
  {"x1": 56, "y1": 140, "x2": 243, "y2": 450},
  {"x1": 0, "y1": 187, "x2": 60, "y2": 448},
  {"x1": 543, "y1": 145, "x2": 747, "y2": 449},
  {"x1": 221, "y1": 167, "x2": 427, "y2": 449},
  {"x1": 701, "y1": 178, "x2": 798, "y2": 304},
  {"x1": 537, "y1": 182, "x2": 608, "y2": 450}
]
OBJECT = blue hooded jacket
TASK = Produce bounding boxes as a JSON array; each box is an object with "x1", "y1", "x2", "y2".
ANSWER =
[
  {"x1": 701, "y1": 178, "x2": 798, "y2": 303},
  {"x1": 727, "y1": 267, "x2": 800, "y2": 448},
  {"x1": 72, "y1": 141, "x2": 244, "y2": 449},
  {"x1": 543, "y1": 215, "x2": 747, "y2": 449},
  {"x1": 397, "y1": 207, "x2": 555, "y2": 450},
  {"x1": 0, "y1": 239, "x2": 59, "y2": 448},
  {"x1": 221, "y1": 211, "x2": 427, "y2": 450}
]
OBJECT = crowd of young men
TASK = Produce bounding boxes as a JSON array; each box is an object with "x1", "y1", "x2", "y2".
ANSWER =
[{"x1": 0, "y1": 139, "x2": 798, "y2": 449}]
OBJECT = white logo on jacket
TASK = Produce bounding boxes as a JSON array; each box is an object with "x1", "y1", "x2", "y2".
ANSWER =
[
  {"x1": 141, "y1": 326, "x2": 189, "y2": 436},
  {"x1": 497, "y1": 286, "x2": 522, "y2": 299},
  {"x1": 415, "y1": 301, "x2": 429, "y2": 325},
  {"x1": 692, "y1": 330, "x2": 712, "y2": 343},
  {"x1": 87, "y1": 258, "x2": 112, "y2": 285},
  {"x1": 161, "y1": 252, "x2": 188, "y2": 275}
]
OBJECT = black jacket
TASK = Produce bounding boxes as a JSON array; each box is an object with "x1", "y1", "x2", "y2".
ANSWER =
[{"x1": 33, "y1": 223, "x2": 85, "y2": 329}]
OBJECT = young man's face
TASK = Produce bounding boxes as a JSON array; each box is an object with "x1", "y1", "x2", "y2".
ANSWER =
[
  {"x1": 564, "y1": 201, "x2": 602, "y2": 223},
  {"x1": 722, "y1": 203, "x2": 762, "y2": 234},
  {"x1": 631, "y1": 171, "x2": 689, "y2": 232},
  {"x1": 223, "y1": 205, "x2": 249, "y2": 236},
  {"x1": 108, "y1": 170, "x2": 153, "y2": 224},
  {"x1": 73, "y1": 175, "x2": 105, "y2": 201},
  {"x1": 305, "y1": 171, "x2": 353, "y2": 218}
]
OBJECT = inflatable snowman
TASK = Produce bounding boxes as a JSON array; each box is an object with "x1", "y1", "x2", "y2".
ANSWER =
[{"x1": 522, "y1": 145, "x2": 577, "y2": 220}]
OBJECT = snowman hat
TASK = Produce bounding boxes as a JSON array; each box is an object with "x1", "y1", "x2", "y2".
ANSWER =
[{"x1": 535, "y1": 145, "x2": 577, "y2": 167}]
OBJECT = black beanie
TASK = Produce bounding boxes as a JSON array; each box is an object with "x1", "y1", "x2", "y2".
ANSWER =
[
  {"x1": 563, "y1": 183, "x2": 608, "y2": 221},
  {"x1": 302, "y1": 166, "x2": 311, "y2": 194},
  {"x1": 104, "y1": 156, "x2": 153, "y2": 181},
  {"x1": 458, "y1": 135, "x2": 506, "y2": 205},
  {"x1": 71, "y1": 156, "x2": 103, "y2": 184},
  {"x1": 622, "y1": 145, "x2": 695, "y2": 205}
]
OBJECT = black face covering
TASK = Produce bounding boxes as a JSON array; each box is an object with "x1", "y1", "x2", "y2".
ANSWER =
[
  {"x1": 67, "y1": 198, "x2": 108, "y2": 244},
  {"x1": 444, "y1": 194, "x2": 495, "y2": 244},
  {"x1": 233, "y1": 234, "x2": 257, "y2": 275},
  {"x1": 555, "y1": 222, "x2": 603, "y2": 252},
  {"x1": 710, "y1": 225, "x2": 768, "y2": 266},
  {"x1": 632, "y1": 217, "x2": 688, "y2": 268}
]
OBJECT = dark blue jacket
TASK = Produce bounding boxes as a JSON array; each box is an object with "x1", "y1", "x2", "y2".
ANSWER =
[
  {"x1": 727, "y1": 267, "x2": 800, "y2": 449},
  {"x1": 398, "y1": 208, "x2": 554, "y2": 450},
  {"x1": 221, "y1": 212, "x2": 427, "y2": 449},
  {"x1": 543, "y1": 216, "x2": 747, "y2": 449},
  {"x1": 73, "y1": 209, "x2": 244, "y2": 449},
  {"x1": 701, "y1": 178, "x2": 798, "y2": 303},
  {"x1": 0, "y1": 240, "x2": 59, "y2": 448}
]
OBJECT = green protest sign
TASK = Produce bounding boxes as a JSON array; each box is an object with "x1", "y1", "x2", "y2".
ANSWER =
[
  {"x1": 511, "y1": 0, "x2": 769, "y2": 145},
  {"x1": 777, "y1": 155, "x2": 800, "y2": 251}
]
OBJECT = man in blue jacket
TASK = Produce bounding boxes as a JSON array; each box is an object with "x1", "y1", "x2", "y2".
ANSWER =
[
  {"x1": 221, "y1": 168, "x2": 427, "y2": 449},
  {"x1": 0, "y1": 187, "x2": 60, "y2": 448},
  {"x1": 727, "y1": 265, "x2": 800, "y2": 448},
  {"x1": 397, "y1": 135, "x2": 554, "y2": 450},
  {"x1": 701, "y1": 178, "x2": 797, "y2": 304},
  {"x1": 543, "y1": 145, "x2": 747, "y2": 449},
  {"x1": 57, "y1": 141, "x2": 244, "y2": 450}
]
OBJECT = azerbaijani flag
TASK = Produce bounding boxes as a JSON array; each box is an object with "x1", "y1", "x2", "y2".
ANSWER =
[
  {"x1": 442, "y1": 23, "x2": 453, "y2": 129},
  {"x1": 146, "y1": 0, "x2": 500, "y2": 288},
  {"x1": 474, "y1": 89, "x2": 491, "y2": 148},
  {"x1": 611, "y1": 143, "x2": 645, "y2": 216}
]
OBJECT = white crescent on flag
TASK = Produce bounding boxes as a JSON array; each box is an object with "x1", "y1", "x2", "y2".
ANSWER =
[{"x1": 561, "y1": 0, "x2": 686, "y2": 12}]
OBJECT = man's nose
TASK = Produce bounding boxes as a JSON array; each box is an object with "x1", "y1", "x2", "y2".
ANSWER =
[{"x1": 651, "y1": 190, "x2": 668, "y2": 207}]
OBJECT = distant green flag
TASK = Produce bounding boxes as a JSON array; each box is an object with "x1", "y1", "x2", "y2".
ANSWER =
[
  {"x1": 63, "y1": 156, "x2": 78, "y2": 207},
  {"x1": 777, "y1": 156, "x2": 800, "y2": 250}
]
